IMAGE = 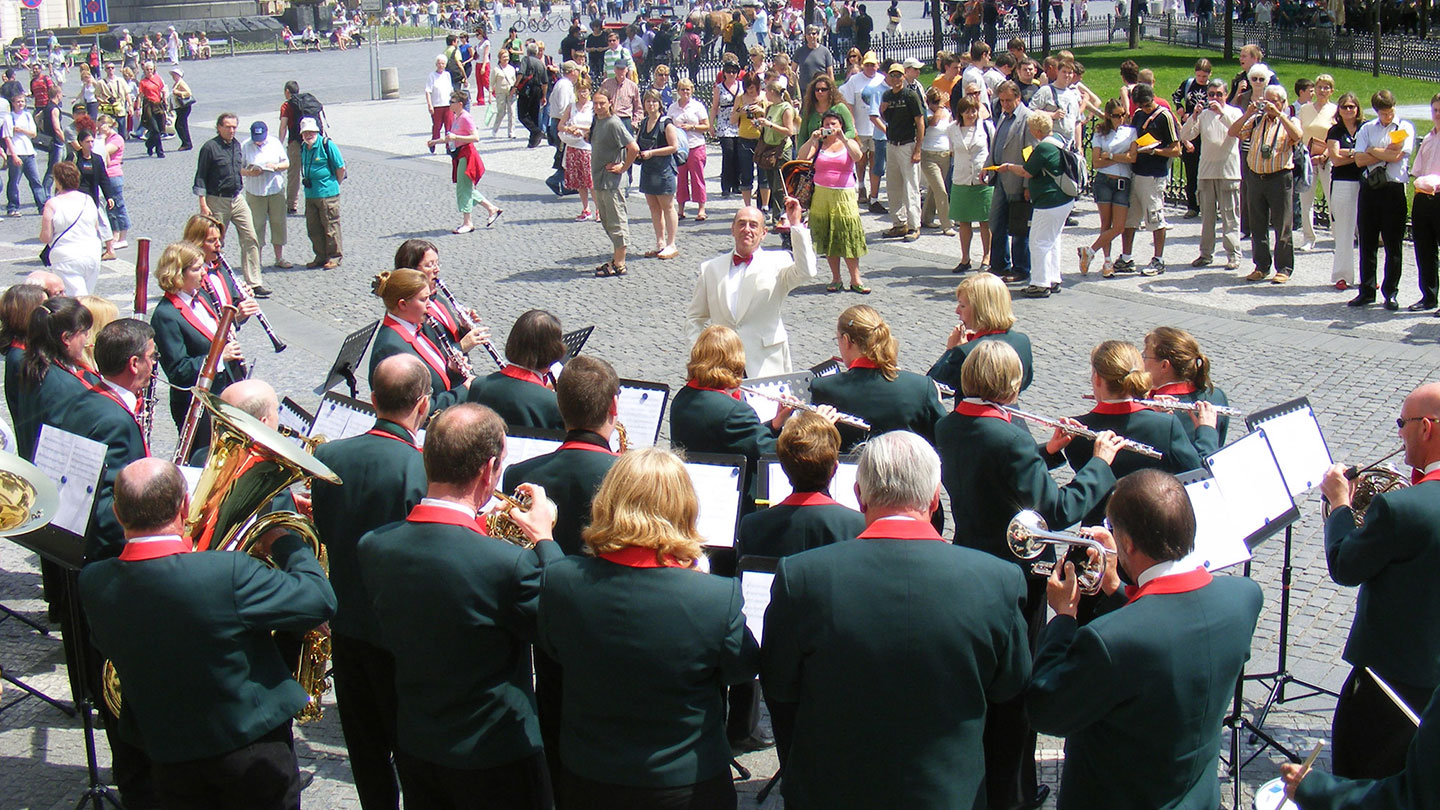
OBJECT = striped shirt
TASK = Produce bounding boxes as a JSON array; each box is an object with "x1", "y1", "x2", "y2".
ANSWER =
[{"x1": 1240, "y1": 113, "x2": 1298, "y2": 175}]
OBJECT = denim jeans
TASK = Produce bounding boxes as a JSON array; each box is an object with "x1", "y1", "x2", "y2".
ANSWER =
[
  {"x1": 8, "y1": 154, "x2": 47, "y2": 214},
  {"x1": 105, "y1": 173, "x2": 130, "y2": 232}
]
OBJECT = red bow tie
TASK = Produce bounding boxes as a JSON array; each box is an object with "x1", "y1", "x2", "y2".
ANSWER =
[{"x1": 732, "y1": 253, "x2": 753, "y2": 266}]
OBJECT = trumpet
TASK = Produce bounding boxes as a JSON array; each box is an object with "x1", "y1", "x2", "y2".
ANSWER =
[
  {"x1": 1006, "y1": 510, "x2": 1115, "y2": 595},
  {"x1": 739, "y1": 386, "x2": 871, "y2": 431},
  {"x1": 1084, "y1": 394, "x2": 1243, "y2": 417},
  {"x1": 485, "y1": 488, "x2": 558, "y2": 548},
  {"x1": 433, "y1": 276, "x2": 505, "y2": 369},
  {"x1": 1003, "y1": 406, "x2": 1163, "y2": 460},
  {"x1": 426, "y1": 314, "x2": 474, "y2": 379}
]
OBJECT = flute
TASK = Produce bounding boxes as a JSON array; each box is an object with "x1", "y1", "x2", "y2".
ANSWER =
[
  {"x1": 1003, "y1": 406, "x2": 1164, "y2": 459},
  {"x1": 218, "y1": 254, "x2": 287, "y2": 353},
  {"x1": 433, "y1": 275, "x2": 505, "y2": 369},
  {"x1": 1083, "y1": 394, "x2": 1243, "y2": 416},
  {"x1": 740, "y1": 386, "x2": 871, "y2": 431}
]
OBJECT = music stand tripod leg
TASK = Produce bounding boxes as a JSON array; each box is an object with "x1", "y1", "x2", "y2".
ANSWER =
[
  {"x1": 0, "y1": 665, "x2": 76, "y2": 716},
  {"x1": 1, "y1": 603, "x2": 51, "y2": 635}
]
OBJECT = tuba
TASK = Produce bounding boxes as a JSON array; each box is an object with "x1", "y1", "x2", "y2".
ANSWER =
[
  {"x1": 0, "y1": 452, "x2": 60, "y2": 537},
  {"x1": 1006, "y1": 510, "x2": 1116, "y2": 596},
  {"x1": 1322, "y1": 466, "x2": 1410, "y2": 528},
  {"x1": 103, "y1": 390, "x2": 342, "y2": 724}
]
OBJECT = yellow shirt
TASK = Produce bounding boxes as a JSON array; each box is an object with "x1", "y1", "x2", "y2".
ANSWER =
[{"x1": 738, "y1": 96, "x2": 767, "y2": 140}]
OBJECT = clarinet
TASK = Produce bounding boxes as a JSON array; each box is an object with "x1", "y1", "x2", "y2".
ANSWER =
[
  {"x1": 426, "y1": 314, "x2": 474, "y2": 379},
  {"x1": 138, "y1": 372, "x2": 158, "y2": 446},
  {"x1": 201, "y1": 275, "x2": 249, "y2": 381},
  {"x1": 432, "y1": 276, "x2": 505, "y2": 369},
  {"x1": 217, "y1": 254, "x2": 287, "y2": 353}
]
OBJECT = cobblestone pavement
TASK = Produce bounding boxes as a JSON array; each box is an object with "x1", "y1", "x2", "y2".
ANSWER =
[{"x1": 2, "y1": 43, "x2": 1438, "y2": 810}]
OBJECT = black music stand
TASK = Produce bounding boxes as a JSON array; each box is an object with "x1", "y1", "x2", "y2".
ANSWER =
[
  {"x1": 315, "y1": 321, "x2": 379, "y2": 399},
  {"x1": 0, "y1": 526, "x2": 73, "y2": 718},
  {"x1": 560, "y1": 326, "x2": 594, "y2": 360}
]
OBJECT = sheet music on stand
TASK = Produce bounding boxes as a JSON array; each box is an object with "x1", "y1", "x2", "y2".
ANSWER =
[
  {"x1": 808, "y1": 357, "x2": 844, "y2": 378},
  {"x1": 309, "y1": 392, "x2": 377, "y2": 442},
  {"x1": 1176, "y1": 470, "x2": 1252, "y2": 573},
  {"x1": 278, "y1": 397, "x2": 315, "y2": 451},
  {"x1": 740, "y1": 371, "x2": 815, "y2": 425},
  {"x1": 1204, "y1": 428, "x2": 1300, "y2": 551},
  {"x1": 684, "y1": 452, "x2": 747, "y2": 548},
  {"x1": 32, "y1": 426, "x2": 106, "y2": 537},
  {"x1": 737, "y1": 555, "x2": 779, "y2": 643},
  {"x1": 316, "y1": 320, "x2": 379, "y2": 397},
  {"x1": 760, "y1": 454, "x2": 861, "y2": 512},
  {"x1": 616, "y1": 379, "x2": 670, "y2": 451},
  {"x1": 1245, "y1": 397, "x2": 1334, "y2": 497}
]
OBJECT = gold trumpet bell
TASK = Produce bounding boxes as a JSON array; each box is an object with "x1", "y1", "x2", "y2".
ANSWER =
[{"x1": 0, "y1": 452, "x2": 59, "y2": 537}]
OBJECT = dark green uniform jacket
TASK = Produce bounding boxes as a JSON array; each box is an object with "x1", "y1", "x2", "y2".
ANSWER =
[
  {"x1": 1326, "y1": 477, "x2": 1440, "y2": 690},
  {"x1": 4, "y1": 340, "x2": 24, "y2": 428},
  {"x1": 55, "y1": 381, "x2": 148, "y2": 562},
  {"x1": 14, "y1": 361, "x2": 96, "y2": 461},
  {"x1": 809, "y1": 360, "x2": 948, "y2": 451},
  {"x1": 77, "y1": 535, "x2": 336, "y2": 762},
  {"x1": 1028, "y1": 568, "x2": 1263, "y2": 810},
  {"x1": 467, "y1": 366, "x2": 563, "y2": 431},
  {"x1": 502, "y1": 430, "x2": 617, "y2": 557},
  {"x1": 736, "y1": 491, "x2": 864, "y2": 559},
  {"x1": 367, "y1": 315, "x2": 469, "y2": 411},
  {"x1": 151, "y1": 294, "x2": 238, "y2": 429},
  {"x1": 1151, "y1": 380, "x2": 1231, "y2": 446},
  {"x1": 537, "y1": 548, "x2": 758, "y2": 787},
  {"x1": 1295, "y1": 687, "x2": 1440, "y2": 810},
  {"x1": 670, "y1": 383, "x2": 778, "y2": 506},
  {"x1": 358, "y1": 503, "x2": 562, "y2": 770},
  {"x1": 937, "y1": 402, "x2": 1115, "y2": 561},
  {"x1": 761, "y1": 518, "x2": 1032, "y2": 810},
  {"x1": 1051, "y1": 401, "x2": 1211, "y2": 524},
  {"x1": 311, "y1": 419, "x2": 426, "y2": 643},
  {"x1": 928, "y1": 329, "x2": 1035, "y2": 397}
]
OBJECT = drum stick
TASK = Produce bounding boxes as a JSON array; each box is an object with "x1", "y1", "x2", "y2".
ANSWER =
[
  {"x1": 1277, "y1": 742, "x2": 1324, "y2": 810},
  {"x1": 1366, "y1": 667, "x2": 1422, "y2": 726}
]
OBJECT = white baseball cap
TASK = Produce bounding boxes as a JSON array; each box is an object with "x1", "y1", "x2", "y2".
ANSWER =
[{"x1": 299, "y1": 117, "x2": 320, "y2": 134}]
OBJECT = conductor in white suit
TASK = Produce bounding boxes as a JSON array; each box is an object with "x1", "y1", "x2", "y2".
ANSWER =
[{"x1": 686, "y1": 199, "x2": 818, "y2": 378}]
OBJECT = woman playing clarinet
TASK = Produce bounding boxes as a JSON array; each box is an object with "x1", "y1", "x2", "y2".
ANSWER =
[
  {"x1": 394, "y1": 238, "x2": 492, "y2": 357},
  {"x1": 150, "y1": 242, "x2": 243, "y2": 438},
  {"x1": 181, "y1": 214, "x2": 259, "y2": 321},
  {"x1": 368, "y1": 269, "x2": 472, "y2": 411}
]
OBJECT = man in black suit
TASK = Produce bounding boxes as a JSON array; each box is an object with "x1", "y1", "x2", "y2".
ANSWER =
[
  {"x1": 79, "y1": 458, "x2": 336, "y2": 809},
  {"x1": 1321, "y1": 381, "x2": 1440, "y2": 778},
  {"x1": 761, "y1": 430, "x2": 1031, "y2": 809},
  {"x1": 359, "y1": 404, "x2": 561, "y2": 809},
  {"x1": 1028, "y1": 469, "x2": 1263, "y2": 809},
  {"x1": 311, "y1": 354, "x2": 431, "y2": 810}
]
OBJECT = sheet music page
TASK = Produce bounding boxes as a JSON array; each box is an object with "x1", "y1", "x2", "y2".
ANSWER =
[
  {"x1": 740, "y1": 570, "x2": 775, "y2": 642},
  {"x1": 616, "y1": 384, "x2": 667, "y2": 449},
  {"x1": 686, "y1": 462, "x2": 743, "y2": 547},
  {"x1": 1178, "y1": 476, "x2": 1252, "y2": 572},
  {"x1": 742, "y1": 383, "x2": 789, "y2": 425},
  {"x1": 32, "y1": 425, "x2": 107, "y2": 535},
  {"x1": 278, "y1": 402, "x2": 313, "y2": 452},
  {"x1": 309, "y1": 397, "x2": 374, "y2": 442},
  {"x1": 1251, "y1": 406, "x2": 1333, "y2": 497},
  {"x1": 764, "y1": 461, "x2": 862, "y2": 512},
  {"x1": 179, "y1": 465, "x2": 204, "y2": 496},
  {"x1": 498, "y1": 436, "x2": 563, "y2": 485},
  {"x1": 1207, "y1": 430, "x2": 1294, "y2": 544}
]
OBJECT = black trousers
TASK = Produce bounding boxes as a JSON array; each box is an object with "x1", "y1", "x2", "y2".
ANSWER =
[
  {"x1": 1182, "y1": 141, "x2": 1201, "y2": 211},
  {"x1": 153, "y1": 722, "x2": 301, "y2": 810},
  {"x1": 143, "y1": 101, "x2": 165, "y2": 157},
  {"x1": 174, "y1": 103, "x2": 193, "y2": 149},
  {"x1": 558, "y1": 767, "x2": 735, "y2": 810},
  {"x1": 983, "y1": 575, "x2": 1047, "y2": 810},
  {"x1": 1412, "y1": 191, "x2": 1440, "y2": 303},
  {"x1": 1331, "y1": 666, "x2": 1434, "y2": 779},
  {"x1": 1358, "y1": 181, "x2": 1408, "y2": 298},
  {"x1": 533, "y1": 648, "x2": 565, "y2": 808},
  {"x1": 518, "y1": 84, "x2": 545, "y2": 138},
  {"x1": 331, "y1": 634, "x2": 401, "y2": 810},
  {"x1": 393, "y1": 750, "x2": 552, "y2": 810}
]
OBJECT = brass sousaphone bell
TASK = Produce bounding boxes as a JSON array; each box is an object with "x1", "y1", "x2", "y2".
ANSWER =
[
  {"x1": 1006, "y1": 510, "x2": 1116, "y2": 596},
  {"x1": 103, "y1": 390, "x2": 342, "y2": 724},
  {"x1": 0, "y1": 452, "x2": 60, "y2": 704}
]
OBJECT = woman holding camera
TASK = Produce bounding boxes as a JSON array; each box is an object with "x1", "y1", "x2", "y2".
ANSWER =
[{"x1": 799, "y1": 109, "x2": 868, "y2": 293}]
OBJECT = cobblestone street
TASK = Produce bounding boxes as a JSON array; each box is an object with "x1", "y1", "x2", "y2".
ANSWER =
[{"x1": 1, "y1": 38, "x2": 1438, "y2": 809}]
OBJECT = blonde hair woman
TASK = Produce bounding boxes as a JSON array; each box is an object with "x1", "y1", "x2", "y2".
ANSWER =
[
  {"x1": 810, "y1": 304, "x2": 947, "y2": 451},
  {"x1": 78, "y1": 294, "x2": 119, "y2": 372},
  {"x1": 927, "y1": 271, "x2": 1033, "y2": 395},
  {"x1": 150, "y1": 241, "x2": 242, "y2": 432},
  {"x1": 537, "y1": 447, "x2": 757, "y2": 809}
]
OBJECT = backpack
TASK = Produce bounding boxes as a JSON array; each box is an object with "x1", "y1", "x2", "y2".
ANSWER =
[
  {"x1": 290, "y1": 91, "x2": 326, "y2": 134},
  {"x1": 1043, "y1": 137, "x2": 1082, "y2": 198},
  {"x1": 668, "y1": 118, "x2": 691, "y2": 168}
]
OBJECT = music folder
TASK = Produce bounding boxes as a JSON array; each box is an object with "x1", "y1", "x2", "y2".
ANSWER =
[
  {"x1": 683, "y1": 452, "x2": 747, "y2": 548},
  {"x1": 616, "y1": 379, "x2": 670, "y2": 451},
  {"x1": 737, "y1": 555, "x2": 780, "y2": 644},
  {"x1": 759, "y1": 453, "x2": 862, "y2": 512},
  {"x1": 317, "y1": 320, "x2": 380, "y2": 398},
  {"x1": 1200, "y1": 428, "x2": 1300, "y2": 553},
  {"x1": 8, "y1": 427, "x2": 106, "y2": 570},
  {"x1": 1245, "y1": 397, "x2": 1334, "y2": 498},
  {"x1": 309, "y1": 392, "x2": 377, "y2": 443}
]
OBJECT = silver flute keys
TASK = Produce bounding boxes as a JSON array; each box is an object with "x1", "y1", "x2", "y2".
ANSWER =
[{"x1": 1002, "y1": 406, "x2": 1164, "y2": 460}]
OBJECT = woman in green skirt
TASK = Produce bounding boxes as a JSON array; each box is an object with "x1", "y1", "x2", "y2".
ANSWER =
[
  {"x1": 799, "y1": 109, "x2": 870, "y2": 293},
  {"x1": 946, "y1": 95, "x2": 995, "y2": 273}
]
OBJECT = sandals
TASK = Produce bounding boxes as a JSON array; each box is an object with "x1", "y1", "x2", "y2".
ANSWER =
[
  {"x1": 656, "y1": 248, "x2": 678, "y2": 260},
  {"x1": 486, "y1": 209, "x2": 504, "y2": 227},
  {"x1": 644, "y1": 249, "x2": 661, "y2": 258},
  {"x1": 594, "y1": 263, "x2": 627, "y2": 277},
  {"x1": 453, "y1": 224, "x2": 475, "y2": 234},
  {"x1": 826, "y1": 282, "x2": 844, "y2": 292},
  {"x1": 695, "y1": 212, "x2": 709, "y2": 222},
  {"x1": 849, "y1": 283, "x2": 872, "y2": 295}
]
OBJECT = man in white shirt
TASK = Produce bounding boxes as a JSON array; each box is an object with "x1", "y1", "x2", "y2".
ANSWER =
[
  {"x1": 961, "y1": 42, "x2": 991, "y2": 108},
  {"x1": 841, "y1": 52, "x2": 887, "y2": 206},
  {"x1": 546, "y1": 61, "x2": 579, "y2": 196},
  {"x1": 1030, "y1": 59, "x2": 1082, "y2": 148},
  {"x1": 425, "y1": 54, "x2": 454, "y2": 155},
  {"x1": 1179, "y1": 79, "x2": 1243, "y2": 270},
  {"x1": 241, "y1": 121, "x2": 293, "y2": 269}
]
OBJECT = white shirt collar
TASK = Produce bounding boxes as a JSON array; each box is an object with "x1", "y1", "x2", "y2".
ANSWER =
[
  {"x1": 420, "y1": 497, "x2": 476, "y2": 518},
  {"x1": 1422, "y1": 459, "x2": 1440, "y2": 475},
  {"x1": 1136, "y1": 558, "x2": 1188, "y2": 588},
  {"x1": 389, "y1": 315, "x2": 420, "y2": 337},
  {"x1": 101, "y1": 378, "x2": 138, "y2": 413},
  {"x1": 125, "y1": 534, "x2": 185, "y2": 545}
]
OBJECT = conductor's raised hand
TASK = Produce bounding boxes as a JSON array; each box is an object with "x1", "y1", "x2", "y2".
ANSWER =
[
  {"x1": 509, "y1": 483, "x2": 556, "y2": 545},
  {"x1": 1091, "y1": 429, "x2": 1123, "y2": 465},
  {"x1": 1046, "y1": 561, "x2": 1083, "y2": 617},
  {"x1": 1321, "y1": 463, "x2": 1352, "y2": 510},
  {"x1": 783, "y1": 195, "x2": 804, "y2": 226}
]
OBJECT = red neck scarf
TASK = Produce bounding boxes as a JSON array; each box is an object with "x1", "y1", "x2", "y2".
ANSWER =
[
  {"x1": 165, "y1": 291, "x2": 219, "y2": 340},
  {"x1": 778, "y1": 491, "x2": 841, "y2": 508},
  {"x1": 383, "y1": 314, "x2": 451, "y2": 389},
  {"x1": 1126, "y1": 566, "x2": 1212, "y2": 604},
  {"x1": 1091, "y1": 400, "x2": 1145, "y2": 415},
  {"x1": 597, "y1": 546, "x2": 692, "y2": 568},
  {"x1": 365, "y1": 420, "x2": 419, "y2": 450},
  {"x1": 848, "y1": 357, "x2": 882, "y2": 370},
  {"x1": 970, "y1": 329, "x2": 1007, "y2": 339},
  {"x1": 1411, "y1": 467, "x2": 1440, "y2": 486},
  {"x1": 427, "y1": 298, "x2": 459, "y2": 337},
  {"x1": 559, "y1": 430, "x2": 618, "y2": 455},
  {"x1": 1151, "y1": 381, "x2": 1197, "y2": 397},
  {"x1": 406, "y1": 502, "x2": 487, "y2": 535},
  {"x1": 856, "y1": 517, "x2": 946, "y2": 542},
  {"x1": 953, "y1": 399, "x2": 1011, "y2": 421},
  {"x1": 500, "y1": 364, "x2": 547, "y2": 387},
  {"x1": 686, "y1": 380, "x2": 743, "y2": 400}
]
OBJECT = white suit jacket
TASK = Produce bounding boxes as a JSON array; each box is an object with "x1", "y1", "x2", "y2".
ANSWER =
[{"x1": 686, "y1": 225, "x2": 818, "y2": 378}]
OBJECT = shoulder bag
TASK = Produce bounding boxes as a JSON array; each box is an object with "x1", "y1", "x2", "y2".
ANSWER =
[{"x1": 40, "y1": 209, "x2": 82, "y2": 266}]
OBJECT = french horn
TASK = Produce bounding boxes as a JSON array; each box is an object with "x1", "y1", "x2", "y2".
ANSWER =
[
  {"x1": 0, "y1": 452, "x2": 59, "y2": 705},
  {"x1": 1322, "y1": 465, "x2": 1409, "y2": 528},
  {"x1": 1006, "y1": 510, "x2": 1116, "y2": 596},
  {"x1": 103, "y1": 390, "x2": 342, "y2": 724}
]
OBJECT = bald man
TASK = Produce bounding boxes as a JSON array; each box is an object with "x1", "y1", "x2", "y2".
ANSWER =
[
  {"x1": 686, "y1": 198, "x2": 818, "y2": 377},
  {"x1": 1321, "y1": 381, "x2": 1440, "y2": 779},
  {"x1": 79, "y1": 458, "x2": 335, "y2": 809},
  {"x1": 184, "y1": 378, "x2": 280, "y2": 466},
  {"x1": 24, "y1": 269, "x2": 64, "y2": 297}
]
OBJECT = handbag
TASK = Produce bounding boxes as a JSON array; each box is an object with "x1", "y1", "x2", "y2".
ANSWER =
[
  {"x1": 1363, "y1": 164, "x2": 1390, "y2": 190},
  {"x1": 40, "y1": 211, "x2": 81, "y2": 267},
  {"x1": 755, "y1": 138, "x2": 787, "y2": 170}
]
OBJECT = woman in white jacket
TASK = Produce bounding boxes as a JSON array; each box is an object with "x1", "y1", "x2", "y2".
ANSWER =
[{"x1": 946, "y1": 93, "x2": 993, "y2": 274}]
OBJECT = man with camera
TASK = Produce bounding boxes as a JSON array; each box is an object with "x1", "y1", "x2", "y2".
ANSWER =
[{"x1": 1227, "y1": 83, "x2": 1303, "y2": 284}]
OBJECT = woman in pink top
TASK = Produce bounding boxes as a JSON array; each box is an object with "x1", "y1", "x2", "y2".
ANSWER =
[
  {"x1": 428, "y1": 89, "x2": 502, "y2": 234},
  {"x1": 799, "y1": 109, "x2": 869, "y2": 293},
  {"x1": 96, "y1": 114, "x2": 130, "y2": 249}
]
